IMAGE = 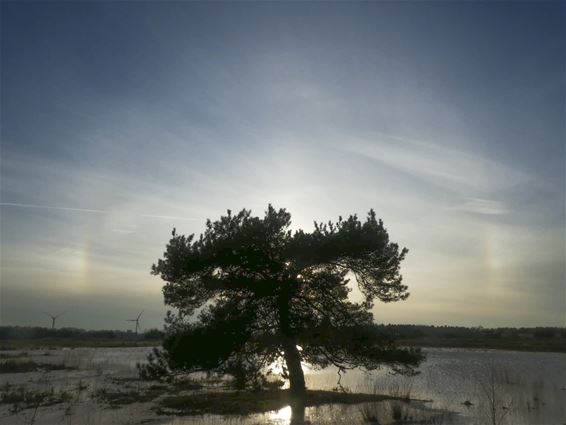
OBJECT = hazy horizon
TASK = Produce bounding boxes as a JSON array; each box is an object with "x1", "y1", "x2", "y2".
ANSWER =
[{"x1": 1, "y1": 1, "x2": 564, "y2": 330}]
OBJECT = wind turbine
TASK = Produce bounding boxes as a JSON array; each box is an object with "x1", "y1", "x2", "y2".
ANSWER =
[
  {"x1": 127, "y1": 311, "x2": 143, "y2": 334},
  {"x1": 44, "y1": 312, "x2": 64, "y2": 329}
]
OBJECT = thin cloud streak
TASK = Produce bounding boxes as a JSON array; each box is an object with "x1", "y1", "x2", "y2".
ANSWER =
[
  {"x1": 0, "y1": 202, "x2": 106, "y2": 214},
  {"x1": 0, "y1": 202, "x2": 200, "y2": 221}
]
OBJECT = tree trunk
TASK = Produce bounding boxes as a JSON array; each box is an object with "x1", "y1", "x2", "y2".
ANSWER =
[
  {"x1": 278, "y1": 287, "x2": 306, "y2": 396},
  {"x1": 283, "y1": 339, "x2": 306, "y2": 395}
]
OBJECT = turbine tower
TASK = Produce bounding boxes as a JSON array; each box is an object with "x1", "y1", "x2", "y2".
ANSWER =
[
  {"x1": 127, "y1": 311, "x2": 143, "y2": 334},
  {"x1": 44, "y1": 312, "x2": 64, "y2": 329}
]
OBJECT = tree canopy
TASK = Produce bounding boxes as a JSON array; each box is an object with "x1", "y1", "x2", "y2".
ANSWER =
[{"x1": 143, "y1": 205, "x2": 423, "y2": 393}]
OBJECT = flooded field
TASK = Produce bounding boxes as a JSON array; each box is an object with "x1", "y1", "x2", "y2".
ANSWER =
[
  {"x1": 301, "y1": 349, "x2": 566, "y2": 425},
  {"x1": 0, "y1": 347, "x2": 564, "y2": 424}
]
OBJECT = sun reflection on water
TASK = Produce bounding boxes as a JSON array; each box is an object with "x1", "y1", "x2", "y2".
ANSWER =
[{"x1": 269, "y1": 405, "x2": 292, "y2": 424}]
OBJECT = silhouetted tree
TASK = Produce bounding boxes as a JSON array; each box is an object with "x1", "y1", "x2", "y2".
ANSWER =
[{"x1": 146, "y1": 206, "x2": 423, "y2": 395}]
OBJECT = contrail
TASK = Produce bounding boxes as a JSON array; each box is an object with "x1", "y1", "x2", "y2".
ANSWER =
[
  {"x1": 0, "y1": 202, "x2": 106, "y2": 214},
  {"x1": 0, "y1": 202, "x2": 200, "y2": 221}
]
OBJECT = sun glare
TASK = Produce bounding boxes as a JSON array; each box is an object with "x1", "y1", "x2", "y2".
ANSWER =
[{"x1": 269, "y1": 405, "x2": 292, "y2": 424}]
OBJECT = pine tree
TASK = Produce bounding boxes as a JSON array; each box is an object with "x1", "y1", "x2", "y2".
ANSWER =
[{"x1": 145, "y1": 205, "x2": 423, "y2": 394}]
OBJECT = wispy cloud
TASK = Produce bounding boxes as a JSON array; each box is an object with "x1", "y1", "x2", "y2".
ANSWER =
[
  {"x1": 137, "y1": 214, "x2": 201, "y2": 221},
  {"x1": 449, "y1": 198, "x2": 508, "y2": 215},
  {"x1": 342, "y1": 132, "x2": 532, "y2": 195}
]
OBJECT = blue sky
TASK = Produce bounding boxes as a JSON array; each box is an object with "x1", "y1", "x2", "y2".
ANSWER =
[{"x1": 1, "y1": 1, "x2": 564, "y2": 330}]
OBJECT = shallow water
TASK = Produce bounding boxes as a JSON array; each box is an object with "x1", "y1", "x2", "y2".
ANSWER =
[
  {"x1": 161, "y1": 348, "x2": 566, "y2": 425},
  {"x1": 1, "y1": 347, "x2": 564, "y2": 425},
  {"x1": 307, "y1": 348, "x2": 566, "y2": 424}
]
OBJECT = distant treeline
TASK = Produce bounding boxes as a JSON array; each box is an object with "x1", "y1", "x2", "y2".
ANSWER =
[
  {"x1": 378, "y1": 324, "x2": 566, "y2": 340},
  {"x1": 0, "y1": 326, "x2": 165, "y2": 341},
  {"x1": 1, "y1": 324, "x2": 564, "y2": 341}
]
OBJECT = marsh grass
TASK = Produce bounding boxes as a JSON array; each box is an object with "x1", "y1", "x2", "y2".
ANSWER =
[
  {"x1": 0, "y1": 385, "x2": 72, "y2": 410},
  {"x1": 93, "y1": 384, "x2": 163, "y2": 409},
  {"x1": 474, "y1": 363, "x2": 514, "y2": 425},
  {"x1": 0, "y1": 359, "x2": 72, "y2": 373},
  {"x1": 360, "y1": 374, "x2": 414, "y2": 402},
  {"x1": 388, "y1": 381, "x2": 413, "y2": 401},
  {"x1": 358, "y1": 400, "x2": 454, "y2": 425},
  {"x1": 359, "y1": 404, "x2": 381, "y2": 424}
]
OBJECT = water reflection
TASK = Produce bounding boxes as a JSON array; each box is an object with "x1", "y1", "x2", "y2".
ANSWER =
[
  {"x1": 270, "y1": 405, "x2": 292, "y2": 423},
  {"x1": 267, "y1": 399, "x2": 305, "y2": 425},
  {"x1": 161, "y1": 400, "x2": 464, "y2": 425},
  {"x1": 289, "y1": 398, "x2": 306, "y2": 424}
]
